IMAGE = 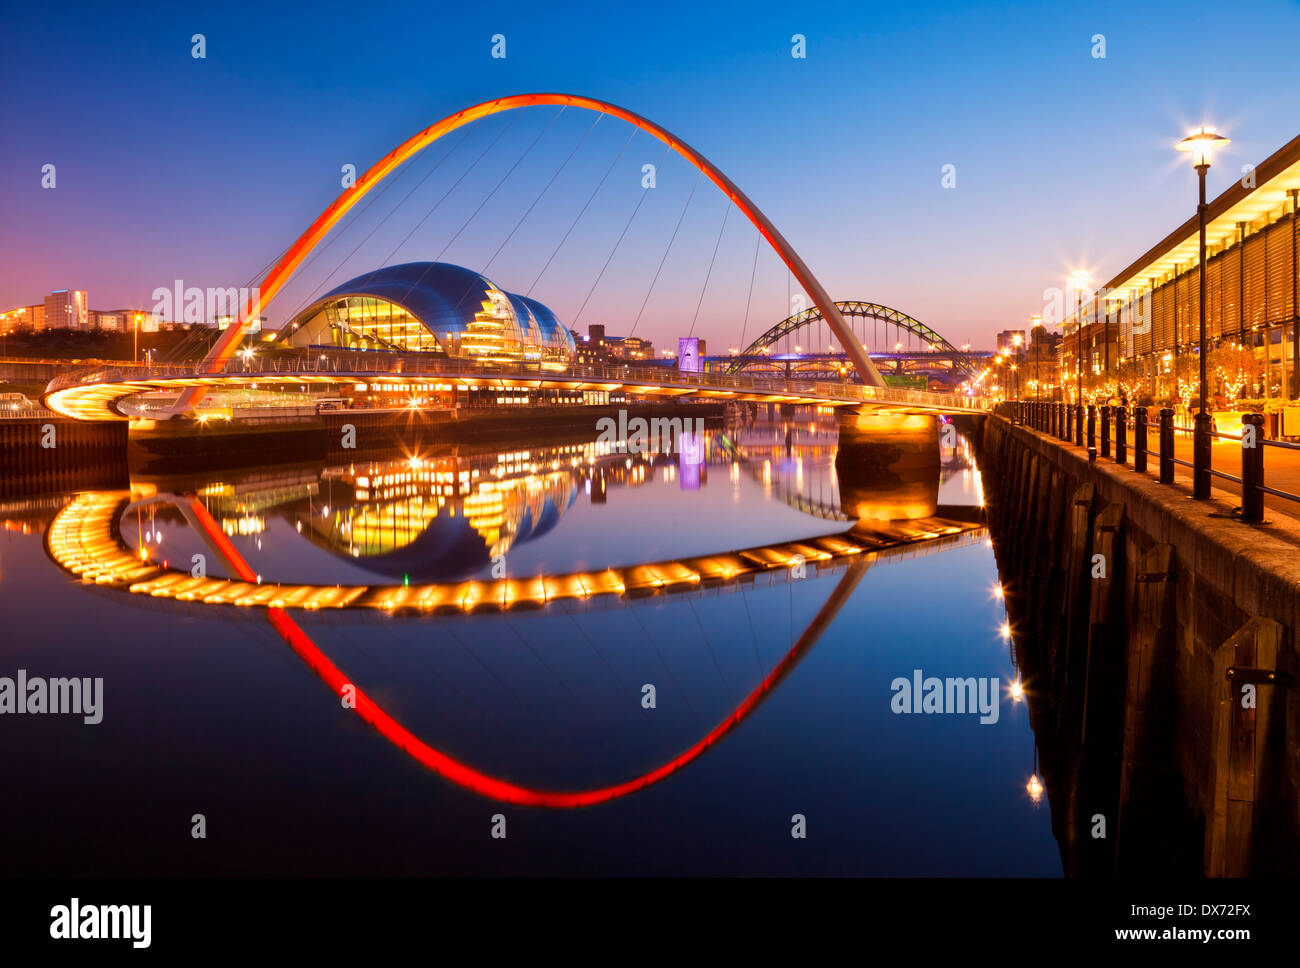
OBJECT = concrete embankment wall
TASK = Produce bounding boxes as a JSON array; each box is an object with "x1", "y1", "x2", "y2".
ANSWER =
[
  {"x1": 321, "y1": 402, "x2": 715, "y2": 459},
  {"x1": 0, "y1": 419, "x2": 128, "y2": 497},
  {"x1": 123, "y1": 401, "x2": 722, "y2": 473},
  {"x1": 979, "y1": 413, "x2": 1300, "y2": 876}
]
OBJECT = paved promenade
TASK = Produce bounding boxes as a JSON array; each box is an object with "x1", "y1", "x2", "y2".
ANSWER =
[{"x1": 1024, "y1": 414, "x2": 1300, "y2": 525}]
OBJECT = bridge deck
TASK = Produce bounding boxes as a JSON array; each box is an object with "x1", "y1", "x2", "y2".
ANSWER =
[{"x1": 44, "y1": 354, "x2": 991, "y2": 421}]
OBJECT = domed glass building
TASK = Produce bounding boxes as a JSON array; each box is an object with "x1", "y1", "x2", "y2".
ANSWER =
[{"x1": 280, "y1": 262, "x2": 576, "y2": 366}]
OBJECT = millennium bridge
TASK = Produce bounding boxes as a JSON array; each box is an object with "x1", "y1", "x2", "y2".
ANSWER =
[
  {"x1": 38, "y1": 92, "x2": 989, "y2": 423},
  {"x1": 43, "y1": 353, "x2": 990, "y2": 422}
]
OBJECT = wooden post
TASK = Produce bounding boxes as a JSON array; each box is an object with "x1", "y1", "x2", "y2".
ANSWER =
[
  {"x1": 1208, "y1": 617, "x2": 1288, "y2": 876},
  {"x1": 1056, "y1": 482, "x2": 1096, "y2": 874},
  {"x1": 1077, "y1": 503, "x2": 1126, "y2": 874},
  {"x1": 1116, "y1": 544, "x2": 1177, "y2": 873},
  {"x1": 1083, "y1": 503, "x2": 1126, "y2": 737},
  {"x1": 1010, "y1": 445, "x2": 1032, "y2": 559},
  {"x1": 1062, "y1": 483, "x2": 1095, "y2": 735}
]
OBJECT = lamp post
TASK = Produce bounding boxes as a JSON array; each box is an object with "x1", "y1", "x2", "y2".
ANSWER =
[
  {"x1": 1072, "y1": 273, "x2": 1088, "y2": 444},
  {"x1": 1072, "y1": 274, "x2": 1087, "y2": 403},
  {"x1": 1103, "y1": 296, "x2": 1114, "y2": 381},
  {"x1": 1011, "y1": 332, "x2": 1023, "y2": 401},
  {"x1": 1030, "y1": 315, "x2": 1042, "y2": 399},
  {"x1": 1176, "y1": 126, "x2": 1229, "y2": 500}
]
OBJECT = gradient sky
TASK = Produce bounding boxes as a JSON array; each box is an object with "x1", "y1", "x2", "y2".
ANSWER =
[{"x1": 3, "y1": 0, "x2": 1299, "y2": 351}]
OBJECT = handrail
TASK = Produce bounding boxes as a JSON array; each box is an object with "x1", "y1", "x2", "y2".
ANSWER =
[
  {"x1": 0, "y1": 402, "x2": 59, "y2": 420},
  {"x1": 1007, "y1": 400, "x2": 1300, "y2": 523}
]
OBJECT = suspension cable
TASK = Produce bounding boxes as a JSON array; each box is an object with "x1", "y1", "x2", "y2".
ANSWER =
[
  {"x1": 629, "y1": 605, "x2": 704, "y2": 730},
  {"x1": 369, "y1": 115, "x2": 517, "y2": 276},
  {"x1": 430, "y1": 107, "x2": 565, "y2": 269},
  {"x1": 440, "y1": 110, "x2": 601, "y2": 320},
  {"x1": 571, "y1": 143, "x2": 671, "y2": 327},
  {"x1": 527, "y1": 130, "x2": 635, "y2": 297},
  {"x1": 629, "y1": 167, "x2": 701, "y2": 337},
  {"x1": 394, "y1": 107, "x2": 571, "y2": 316},
  {"x1": 271, "y1": 126, "x2": 446, "y2": 294},
  {"x1": 737, "y1": 233, "x2": 762, "y2": 353},
  {"x1": 688, "y1": 202, "x2": 730, "y2": 337},
  {"x1": 687, "y1": 597, "x2": 734, "y2": 707},
  {"x1": 482, "y1": 112, "x2": 600, "y2": 276},
  {"x1": 278, "y1": 120, "x2": 484, "y2": 326}
]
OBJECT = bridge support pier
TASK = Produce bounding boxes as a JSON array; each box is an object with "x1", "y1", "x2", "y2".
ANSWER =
[{"x1": 834, "y1": 410, "x2": 940, "y2": 525}]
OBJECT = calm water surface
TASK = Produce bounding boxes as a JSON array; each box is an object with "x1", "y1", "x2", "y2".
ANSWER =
[{"x1": 0, "y1": 414, "x2": 1060, "y2": 875}]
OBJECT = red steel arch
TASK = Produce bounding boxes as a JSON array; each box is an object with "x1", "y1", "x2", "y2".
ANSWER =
[{"x1": 187, "y1": 93, "x2": 884, "y2": 406}]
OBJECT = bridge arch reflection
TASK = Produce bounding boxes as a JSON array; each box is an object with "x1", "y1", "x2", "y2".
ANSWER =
[{"x1": 46, "y1": 487, "x2": 982, "y2": 806}]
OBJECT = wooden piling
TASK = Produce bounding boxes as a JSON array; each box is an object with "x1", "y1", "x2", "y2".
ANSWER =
[
  {"x1": 1076, "y1": 502, "x2": 1126, "y2": 874},
  {"x1": 1062, "y1": 482, "x2": 1095, "y2": 718},
  {"x1": 1207, "y1": 617, "x2": 1287, "y2": 876},
  {"x1": 1115, "y1": 544, "x2": 1177, "y2": 873}
]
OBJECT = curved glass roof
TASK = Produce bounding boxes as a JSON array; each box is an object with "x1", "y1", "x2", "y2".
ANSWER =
[
  {"x1": 517, "y1": 294, "x2": 577, "y2": 356},
  {"x1": 316, "y1": 262, "x2": 503, "y2": 336},
  {"x1": 291, "y1": 262, "x2": 574, "y2": 363}
]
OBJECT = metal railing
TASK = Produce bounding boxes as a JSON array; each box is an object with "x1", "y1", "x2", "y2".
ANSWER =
[
  {"x1": 1007, "y1": 400, "x2": 1300, "y2": 523},
  {"x1": 0, "y1": 401, "x2": 58, "y2": 420},
  {"x1": 45, "y1": 351, "x2": 992, "y2": 414}
]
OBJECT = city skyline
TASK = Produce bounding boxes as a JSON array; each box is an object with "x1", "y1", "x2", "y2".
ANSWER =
[{"x1": 5, "y1": 0, "x2": 1300, "y2": 351}]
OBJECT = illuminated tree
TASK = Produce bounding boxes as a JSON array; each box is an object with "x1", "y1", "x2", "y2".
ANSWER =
[{"x1": 1209, "y1": 343, "x2": 1260, "y2": 404}]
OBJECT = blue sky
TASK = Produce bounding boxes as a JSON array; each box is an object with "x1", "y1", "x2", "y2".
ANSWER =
[{"x1": 3, "y1": 0, "x2": 1299, "y2": 350}]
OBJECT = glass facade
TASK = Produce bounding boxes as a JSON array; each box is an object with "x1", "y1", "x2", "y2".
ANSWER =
[
  {"x1": 286, "y1": 262, "x2": 577, "y2": 366},
  {"x1": 1065, "y1": 196, "x2": 1299, "y2": 401},
  {"x1": 460, "y1": 288, "x2": 527, "y2": 361},
  {"x1": 325, "y1": 296, "x2": 443, "y2": 352}
]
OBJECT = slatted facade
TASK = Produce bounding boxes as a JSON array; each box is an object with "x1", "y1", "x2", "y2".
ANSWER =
[
  {"x1": 1117, "y1": 210, "x2": 1297, "y2": 356},
  {"x1": 1058, "y1": 135, "x2": 1300, "y2": 401}
]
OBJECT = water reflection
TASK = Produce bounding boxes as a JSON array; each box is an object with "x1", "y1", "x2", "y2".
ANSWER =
[
  {"x1": 308, "y1": 453, "x2": 581, "y2": 579},
  {"x1": 0, "y1": 409, "x2": 1057, "y2": 874}
]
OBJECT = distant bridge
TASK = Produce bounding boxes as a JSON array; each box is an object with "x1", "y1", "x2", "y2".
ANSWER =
[
  {"x1": 712, "y1": 349, "x2": 996, "y2": 385},
  {"x1": 723, "y1": 301, "x2": 986, "y2": 384}
]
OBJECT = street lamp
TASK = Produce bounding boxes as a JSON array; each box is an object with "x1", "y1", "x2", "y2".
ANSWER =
[
  {"x1": 1030, "y1": 314, "x2": 1043, "y2": 399},
  {"x1": 1071, "y1": 272, "x2": 1089, "y2": 443},
  {"x1": 1176, "y1": 126, "x2": 1229, "y2": 499},
  {"x1": 1103, "y1": 293, "x2": 1121, "y2": 382}
]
